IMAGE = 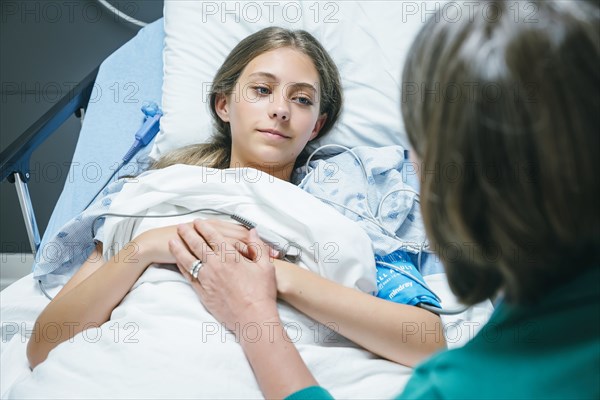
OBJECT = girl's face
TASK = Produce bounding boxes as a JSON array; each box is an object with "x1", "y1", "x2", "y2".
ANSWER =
[{"x1": 215, "y1": 47, "x2": 327, "y2": 181}]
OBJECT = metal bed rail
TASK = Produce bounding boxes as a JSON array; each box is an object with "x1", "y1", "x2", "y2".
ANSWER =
[{"x1": 0, "y1": 67, "x2": 99, "y2": 255}]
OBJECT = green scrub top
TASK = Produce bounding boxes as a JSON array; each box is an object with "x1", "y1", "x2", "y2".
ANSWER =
[{"x1": 286, "y1": 266, "x2": 600, "y2": 400}]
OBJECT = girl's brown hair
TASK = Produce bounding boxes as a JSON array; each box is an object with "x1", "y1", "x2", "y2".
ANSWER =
[{"x1": 402, "y1": 0, "x2": 599, "y2": 304}]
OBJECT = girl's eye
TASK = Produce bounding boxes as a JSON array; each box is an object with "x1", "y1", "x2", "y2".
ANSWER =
[
  {"x1": 294, "y1": 95, "x2": 313, "y2": 106},
  {"x1": 254, "y1": 86, "x2": 271, "y2": 95}
]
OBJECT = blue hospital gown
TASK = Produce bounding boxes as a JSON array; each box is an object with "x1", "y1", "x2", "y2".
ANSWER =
[{"x1": 32, "y1": 179, "x2": 127, "y2": 284}]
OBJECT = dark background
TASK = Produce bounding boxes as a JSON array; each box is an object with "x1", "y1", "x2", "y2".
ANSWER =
[{"x1": 0, "y1": 0, "x2": 164, "y2": 253}]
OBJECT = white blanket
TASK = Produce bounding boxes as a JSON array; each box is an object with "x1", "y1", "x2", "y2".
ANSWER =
[
  {"x1": 3, "y1": 165, "x2": 411, "y2": 399},
  {"x1": 1, "y1": 166, "x2": 494, "y2": 399}
]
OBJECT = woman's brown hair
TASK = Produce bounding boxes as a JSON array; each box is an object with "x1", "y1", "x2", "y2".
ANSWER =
[{"x1": 401, "y1": 0, "x2": 599, "y2": 304}]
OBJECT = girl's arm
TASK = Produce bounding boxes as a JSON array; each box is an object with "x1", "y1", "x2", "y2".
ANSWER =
[
  {"x1": 26, "y1": 226, "x2": 181, "y2": 369},
  {"x1": 274, "y1": 260, "x2": 446, "y2": 367}
]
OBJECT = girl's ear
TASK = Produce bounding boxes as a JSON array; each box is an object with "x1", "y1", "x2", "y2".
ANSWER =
[
  {"x1": 310, "y1": 113, "x2": 327, "y2": 140},
  {"x1": 214, "y1": 94, "x2": 230, "y2": 122}
]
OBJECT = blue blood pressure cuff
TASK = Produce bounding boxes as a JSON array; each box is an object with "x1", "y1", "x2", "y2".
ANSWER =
[{"x1": 375, "y1": 250, "x2": 441, "y2": 308}]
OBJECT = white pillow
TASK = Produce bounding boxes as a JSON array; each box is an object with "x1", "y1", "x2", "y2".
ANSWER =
[{"x1": 150, "y1": 0, "x2": 429, "y2": 160}]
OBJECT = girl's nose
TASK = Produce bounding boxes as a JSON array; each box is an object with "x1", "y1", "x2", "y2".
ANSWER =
[
  {"x1": 271, "y1": 110, "x2": 289, "y2": 121},
  {"x1": 270, "y1": 96, "x2": 290, "y2": 122}
]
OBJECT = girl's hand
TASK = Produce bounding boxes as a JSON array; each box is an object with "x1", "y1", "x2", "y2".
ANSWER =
[
  {"x1": 169, "y1": 219, "x2": 279, "y2": 331},
  {"x1": 133, "y1": 224, "x2": 190, "y2": 265},
  {"x1": 271, "y1": 259, "x2": 297, "y2": 296}
]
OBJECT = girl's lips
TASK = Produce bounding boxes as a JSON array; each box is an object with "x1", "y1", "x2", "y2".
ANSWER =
[{"x1": 258, "y1": 129, "x2": 290, "y2": 139}]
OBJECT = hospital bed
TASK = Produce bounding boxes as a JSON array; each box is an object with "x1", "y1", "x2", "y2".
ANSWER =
[{"x1": 0, "y1": 2, "x2": 494, "y2": 398}]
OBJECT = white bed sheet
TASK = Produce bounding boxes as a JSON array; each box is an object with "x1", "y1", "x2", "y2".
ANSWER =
[{"x1": 1, "y1": 270, "x2": 492, "y2": 399}]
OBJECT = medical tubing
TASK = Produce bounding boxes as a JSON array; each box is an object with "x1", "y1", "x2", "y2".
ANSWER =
[
  {"x1": 83, "y1": 166, "x2": 123, "y2": 210},
  {"x1": 305, "y1": 144, "x2": 430, "y2": 255},
  {"x1": 311, "y1": 195, "x2": 399, "y2": 239},
  {"x1": 376, "y1": 187, "x2": 420, "y2": 220},
  {"x1": 305, "y1": 144, "x2": 379, "y2": 222},
  {"x1": 38, "y1": 280, "x2": 54, "y2": 300},
  {"x1": 122, "y1": 141, "x2": 143, "y2": 165},
  {"x1": 85, "y1": 135, "x2": 140, "y2": 209},
  {"x1": 91, "y1": 209, "x2": 251, "y2": 239},
  {"x1": 84, "y1": 105, "x2": 161, "y2": 210},
  {"x1": 416, "y1": 239, "x2": 433, "y2": 272},
  {"x1": 418, "y1": 303, "x2": 470, "y2": 316}
]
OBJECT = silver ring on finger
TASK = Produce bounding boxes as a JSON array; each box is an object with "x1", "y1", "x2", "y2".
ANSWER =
[{"x1": 189, "y1": 259, "x2": 203, "y2": 280}]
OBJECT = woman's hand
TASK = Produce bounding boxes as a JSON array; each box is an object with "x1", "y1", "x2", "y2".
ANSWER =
[
  {"x1": 180, "y1": 220, "x2": 295, "y2": 296},
  {"x1": 180, "y1": 219, "x2": 280, "y2": 260},
  {"x1": 170, "y1": 220, "x2": 320, "y2": 399},
  {"x1": 169, "y1": 219, "x2": 280, "y2": 330}
]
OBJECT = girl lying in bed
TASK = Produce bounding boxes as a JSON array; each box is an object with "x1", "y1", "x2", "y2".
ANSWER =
[{"x1": 27, "y1": 27, "x2": 445, "y2": 371}]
